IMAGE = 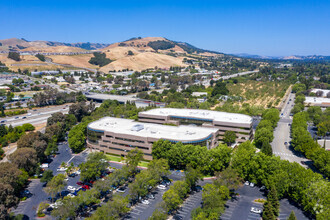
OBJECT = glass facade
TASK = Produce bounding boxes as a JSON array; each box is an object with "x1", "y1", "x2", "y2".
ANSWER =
[
  {"x1": 87, "y1": 128, "x2": 104, "y2": 144},
  {"x1": 169, "y1": 116, "x2": 212, "y2": 126}
]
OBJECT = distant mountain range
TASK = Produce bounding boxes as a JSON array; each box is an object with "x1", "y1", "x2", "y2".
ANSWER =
[{"x1": 234, "y1": 53, "x2": 330, "y2": 61}]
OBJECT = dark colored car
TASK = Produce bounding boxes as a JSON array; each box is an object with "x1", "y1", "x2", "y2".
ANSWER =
[{"x1": 76, "y1": 182, "x2": 83, "y2": 185}]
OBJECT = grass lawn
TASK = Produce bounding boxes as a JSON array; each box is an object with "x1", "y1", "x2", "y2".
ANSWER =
[
  {"x1": 138, "y1": 161, "x2": 149, "y2": 168},
  {"x1": 105, "y1": 154, "x2": 149, "y2": 167},
  {"x1": 105, "y1": 154, "x2": 122, "y2": 162}
]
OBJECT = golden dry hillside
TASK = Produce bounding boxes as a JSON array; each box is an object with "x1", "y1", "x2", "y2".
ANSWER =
[
  {"x1": 102, "y1": 37, "x2": 166, "y2": 52},
  {"x1": 100, "y1": 52, "x2": 186, "y2": 72},
  {"x1": 47, "y1": 54, "x2": 97, "y2": 69},
  {"x1": 21, "y1": 46, "x2": 86, "y2": 53}
]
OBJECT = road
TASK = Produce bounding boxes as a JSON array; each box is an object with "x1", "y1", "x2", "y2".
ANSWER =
[
  {"x1": 271, "y1": 93, "x2": 308, "y2": 165},
  {"x1": 2, "y1": 104, "x2": 71, "y2": 127},
  {"x1": 200, "y1": 70, "x2": 259, "y2": 86}
]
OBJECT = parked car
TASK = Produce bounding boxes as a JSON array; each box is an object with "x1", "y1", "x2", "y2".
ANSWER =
[
  {"x1": 82, "y1": 185, "x2": 90, "y2": 190},
  {"x1": 142, "y1": 200, "x2": 150, "y2": 205},
  {"x1": 116, "y1": 187, "x2": 126, "y2": 193},
  {"x1": 251, "y1": 207, "x2": 262, "y2": 214},
  {"x1": 76, "y1": 181, "x2": 83, "y2": 186},
  {"x1": 67, "y1": 193, "x2": 75, "y2": 198},
  {"x1": 244, "y1": 181, "x2": 250, "y2": 186},
  {"x1": 250, "y1": 182, "x2": 255, "y2": 187},
  {"x1": 57, "y1": 167, "x2": 67, "y2": 172},
  {"x1": 67, "y1": 186, "x2": 76, "y2": 191},
  {"x1": 157, "y1": 185, "x2": 166, "y2": 190}
]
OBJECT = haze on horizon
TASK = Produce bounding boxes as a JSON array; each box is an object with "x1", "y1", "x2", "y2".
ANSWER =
[{"x1": 1, "y1": 0, "x2": 330, "y2": 57}]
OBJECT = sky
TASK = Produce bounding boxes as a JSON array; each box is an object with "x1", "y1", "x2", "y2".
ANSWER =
[{"x1": 1, "y1": 0, "x2": 330, "y2": 56}]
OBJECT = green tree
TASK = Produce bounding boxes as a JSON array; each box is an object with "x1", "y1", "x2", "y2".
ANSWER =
[
  {"x1": 40, "y1": 170, "x2": 54, "y2": 184},
  {"x1": 8, "y1": 148, "x2": 38, "y2": 175},
  {"x1": 163, "y1": 188, "x2": 181, "y2": 212},
  {"x1": 223, "y1": 131, "x2": 237, "y2": 146},
  {"x1": 214, "y1": 166, "x2": 242, "y2": 191},
  {"x1": 262, "y1": 201, "x2": 276, "y2": 220},
  {"x1": 7, "y1": 52, "x2": 21, "y2": 61},
  {"x1": 261, "y1": 141, "x2": 273, "y2": 156},
  {"x1": 185, "y1": 165, "x2": 203, "y2": 189},
  {"x1": 88, "y1": 194, "x2": 130, "y2": 219},
  {"x1": 126, "y1": 148, "x2": 143, "y2": 174},
  {"x1": 45, "y1": 174, "x2": 66, "y2": 201},
  {"x1": 287, "y1": 211, "x2": 297, "y2": 220},
  {"x1": 79, "y1": 152, "x2": 107, "y2": 181},
  {"x1": 267, "y1": 184, "x2": 280, "y2": 217}
]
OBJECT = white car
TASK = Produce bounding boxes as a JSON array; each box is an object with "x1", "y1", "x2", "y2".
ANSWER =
[
  {"x1": 250, "y1": 207, "x2": 262, "y2": 214},
  {"x1": 67, "y1": 186, "x2": 76, "y2": 191},
  {"x1": 57, "y1": 167, "x2": 67, "y2": 172},
  {"x1": 142, "y1": 200, "x2": 150, "y2": 205},
  {"x1": 67, "y1": 193, "x2": 75, "y2": 198},
  {"x1": 250, "y1": 182, "x2": 255, "y2": 187},
  {"x1": 244, "y1": 181, "x2": 250, "y2": 186},
  {"x1": 157, "y1": 185, "x2": 166, "y2": 190},
  {"x1": 75, "y1": 170, "x2": 81, "y2": 175}
]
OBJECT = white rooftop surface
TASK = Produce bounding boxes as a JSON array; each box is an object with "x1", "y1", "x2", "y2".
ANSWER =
[
  {"x1": 140, "y1": 108, "x2": 252, "y2": 124},
  {"x1": 305, "y1": 96, "x2": 330, "y2": 104},
  {"x1": 88, "y1": 117, "x2": 218, "y2": 142}
]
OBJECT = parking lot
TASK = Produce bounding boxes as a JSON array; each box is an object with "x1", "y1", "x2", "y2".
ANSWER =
[
  {"x1": 12, "y1": 143, "x2": 89, "y2": 219},
  {"x1": 220, "y1": 185, "x2": 311, "y2": 220},
  {"x1": 124, "y1": 183, "x2": 172, "y2": 220}
]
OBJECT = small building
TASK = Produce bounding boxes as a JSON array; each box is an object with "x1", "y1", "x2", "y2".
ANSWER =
[{"x1": 305, "y1": 97, "x2": 330, "y2": 108}]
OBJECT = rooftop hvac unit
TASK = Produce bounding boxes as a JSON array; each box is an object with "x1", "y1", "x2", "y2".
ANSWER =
[{"x1": 131, "y1": 124, "x2": 144, "y2": 132}]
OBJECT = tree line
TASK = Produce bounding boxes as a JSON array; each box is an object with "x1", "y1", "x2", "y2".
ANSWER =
[{"x1": 254, "y1": 108, "x2": 280, "y2": 156}]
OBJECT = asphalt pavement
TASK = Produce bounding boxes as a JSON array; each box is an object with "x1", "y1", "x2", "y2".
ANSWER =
[
  {"x1": 220, "y1": 185, "x2": 310, "y2": 220},
  {"x1": 271, "y1": 93, "x2": 308, "y2": 165},
  {"x1": 12, "y1": 143, "x2": 88, "y2": 219}
]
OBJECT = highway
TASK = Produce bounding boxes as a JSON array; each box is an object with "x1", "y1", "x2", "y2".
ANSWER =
[
  {"x1": 2, "y1": 104, "x2": 72, "y2": 127},
  {"x1": 271, "y1": 93, "x2": 308, "y2": 165},
  {"x1": 200, "y1": 70, "x2": 259, "y2": 86}
]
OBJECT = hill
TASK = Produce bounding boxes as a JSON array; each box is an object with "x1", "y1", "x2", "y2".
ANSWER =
[
  {"x1": 0, "y1": 36, "x2": 226, "y2": 72},
  {"x1": 0, "y1": 38, "x2": 109, "y2": 51}
]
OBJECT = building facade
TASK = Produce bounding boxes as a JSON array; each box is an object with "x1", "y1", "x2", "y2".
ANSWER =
[
  {"x1": 138, "y1": 108, "x2": 253, "y2": 143},
  {"x1": 87, "y1": 117, "x2": 218, "y2": 160}
]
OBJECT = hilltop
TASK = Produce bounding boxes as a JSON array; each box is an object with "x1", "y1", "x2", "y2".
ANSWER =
[{"x1": 0, "y1": 37, "x2": 224, "y2": 72}]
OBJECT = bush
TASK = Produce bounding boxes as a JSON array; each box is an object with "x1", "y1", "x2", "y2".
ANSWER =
[
  {"x1": 8, "y1": 52, "x2": 21, "y2": 61},
  {"x1": 89, "y1": 52, "x2": 112, "y2": 67},
  {"x1": 147, "y1": 40, "x2": 175, "y2": 51}
]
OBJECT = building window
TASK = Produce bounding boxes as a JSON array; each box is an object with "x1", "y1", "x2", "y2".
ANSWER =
[{"x1": 87, "y1": 128, "x2": 104, "y2": 144}]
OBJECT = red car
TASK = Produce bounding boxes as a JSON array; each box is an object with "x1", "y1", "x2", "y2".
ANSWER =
[
  {"x1": 89, "y1": 180, "x2": 95, "y2": 184},
  {"x1": 82, "y1": 185, "x2": 90, "y2": 190},
  {"x1": 76, "y1": 182, "x2": 83, "y2": 186}
]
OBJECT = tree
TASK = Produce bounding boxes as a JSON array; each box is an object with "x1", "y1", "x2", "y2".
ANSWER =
[
  {"x1": 262, "y1": 201, "x2": 276, "y2": 220},
  {"x1": 79, "y1": 152, "x2": 107, "y2": 182},
  {"x1": 22, "y1": 123, "x2": 35, "y2": 131},
  {"x1": 287, "y1": 211, "x2": 297, "y2": 220},
  {"x1": 148, "y1": 207, "x2": 167, "y2": 220},
  {"x1": 69, "y1": 102, "x2": 90, "y2": 122},
  {"x1": 7, "y1": 52, "x2": 21, "y2": 61},
  {"x1": 35, "y1": 54, "x2": 45, "y2": 62},
  {"x1": 172, "y1": 181, "x2": 189, "y2": 199},
  {"x1": 44, "y1": 174, "x2": 66, "y2": 201},
  {"x1": 184, "y1": 165, "x2": 203, "y2": 189},
  {"x1": 68, "y1": 129, "x2": 86, "y2": 153},
  {"x1": 214, "y1": 166, "x2": 242, "y2": 191},
  {"x1": 9, "y1": 148, "x2": 38, "y2": 175},
  {"x1": 163, "y1": 188, "x2": 181, "y2": 212},
  {"x1": 40, "y1": 170, "x2": 54, "y2": 184},
  {"x1": 317, "y1": 121, "x2": 330, "y2": 148},
  {"x1": 267, "y1": 184, "x2": 279, "y2": 217},
  {"x1": 261, "y1": 141, "x2": 273, "y2": 156},
  {"x1": 89, "y1": 194, "x2": 129, "y2": 219},
  {"x1": 126, "y1": 148, "x2": 143, "y2": 174},
  {"x1": 223, "y1": 131, "x2": 237, "y2": 146}
]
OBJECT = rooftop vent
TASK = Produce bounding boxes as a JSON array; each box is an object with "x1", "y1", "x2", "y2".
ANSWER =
[{"x1": 131, "y1": 124, "x2": 144, "y2": 132}]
